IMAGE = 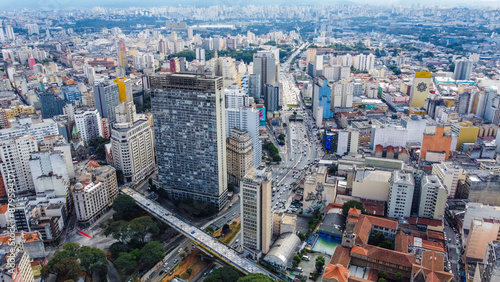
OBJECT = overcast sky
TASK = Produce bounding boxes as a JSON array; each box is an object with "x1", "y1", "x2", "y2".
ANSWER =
[{"x1": 1, "y1": 0, "x2": 499, "y2": 9}]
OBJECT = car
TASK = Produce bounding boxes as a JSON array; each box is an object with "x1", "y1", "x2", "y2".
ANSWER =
[
  {"x1": 178, "y1": 248, "x2": 182, "y2": 253},
  {"x1": 159, "y1": 270, "x2": 165, "y2": 275}
]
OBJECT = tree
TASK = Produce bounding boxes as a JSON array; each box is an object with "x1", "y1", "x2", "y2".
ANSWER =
[
  {"x1": 395, "y1": 272, "x2": 403, "y2": 281},
  {"x1": 342, "y1": 200, "x2": 366, "y2": 217},
  {"x1": 378, "y1": 279, "x2": 386, "y2": 282},
  {"x1": 112, "y1": 194, "x2": 138, "y2": 221},
  {"x1": 315, "y1": 255, "x2": 325, "y2": 273},
  {"x1": 104, "y1": 220, "x2": 130, "y2": 243},
  {"x1": 297, "y1": 233, "x2": 306, "y2": 241},
  {"x1": 205, "y1": 226, "x2": 215, "y2": 235},
  {"x1": 108, "y1": 242, "x2": 131, "y2": 259},
  {"x1": 114, "y1": 252, "x2": 136, "y2": 275},
  {"x1": 88, "y1": 137, "x2": 110, "y2": 160},
  {"x1": 78, "y1": 246, "x2": 107, "y2": 276},
  {"x1": 237, "y1": 273, "x2": 275, "y2": 281},
  {"x1": 186, "y1": 267, "x2": 193, "y2": 275},
  {"x1": 296, "y1": 274, "x2": 307, "y2": 282},
  {"x1": 139, "y1": 241, "x2": 165, "y2": 267},
  {"x1": 204, "y1": 266, "x2": 241, "y2": 282},
  {"x1": 378, "y1": 240, "x2": 394, "y2": 250},
  {"x1": 130, "y1": 216, "x2": 160, "y2": 244},
  {"x1": 53, "y1": 257, "x2": 82, "y2": 280},
  {"x1": 293, "y1": 254, "x2": 301, "y2": 268}
]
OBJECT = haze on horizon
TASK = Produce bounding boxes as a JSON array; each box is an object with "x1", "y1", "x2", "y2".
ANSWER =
[{"x1": 0, "y1": 0, "x2": 499, "y2": 9}]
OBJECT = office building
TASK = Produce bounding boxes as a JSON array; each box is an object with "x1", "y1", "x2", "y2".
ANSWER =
[
  {"x1": 225, "y1": 86, "x2": 250, "y2": 109},
  {"x1": 0, "y1": 117, "x2": 59, "y2": 143},
  {"x1": 456, "y1": 170, "x2": 500, "y2": 206},
  {"x1": 29, "y1": 151, "x2": 69, "y2": 198},
  {"x1": 151, "y1": 74, "x2": 228, "y2": 209},
  {"x1": 322, "y1": 65, "x2": 350, "y2": 82},
  {"x1": 93, "y1": 82, "x2": 120, "y2": 122},
  {"x1": 111, "y1": 101, "x2": 155, "y2": 184},
  {"x1": 253, "y1": 51, "x2": 277, "y2": 99},
  {"x1": 387, "y1": 171, "x2": 415, "y2": 219},
  {"x1": 227, "y1": 128, "x2": 254, "y2": 186},
  {"x1": 312, "y1": 76, "x2": 333, "y2": 119},
  {"x1": 420, "y1": 126, "x2": 453, "y2": 161},
  {"x1": 0, "y1": 135, "x2": 38, "y2": 194},
  {"x1": 61, "y1": 85, "x2": 82, "y2": 105},
  {"x1": 352, "y1": 169, "x2": 392, "y2": 202},
  {"x1": 409, "y1": 71, "x2": 432, "y2": 108},
  {"x1": 240, "y1": 166, "x2": 272, "y2": 260},
  {"x1": 38, "y1": 92, "x2": 68, "y2": 119},
  {"x1": 451, "y1": 121, "x2": 479, "y2": 151},
  {"x1": 331, "y1": 79, "x2": 354, "y2": 111},
  {"x1": 480, "y1": 241, "x2": 500, "y2": 282},
  {"x1": 226, "y1": 106, "x2": 262, "y2": 167},
  {"x1": 74, "y1": 108, "x2": 103, "y2": 142},
  {"x1": 370, "y1": 124, "x2": 408, "y2": 151},
  {"x1": 418, "y1": 175, "x2": 447, "y2": 220},
  {"x1": 454, "y1": 59, "x2": 473, "y2": 81},
  {"x1": 431, "y1": 162, "x2": 466, "y2": 198},
  {"x1": 113, "y1": 77, "x2": 133, "y2": 102},
  {"x1": 264, "y1": 84, "x2": 279, "y2": 112},
  {"x1": 0, "y1": 251, "x2": 34, "y2": 282},
  {"x1": 248, "y1": 74, "x2": 261, "y2": 100},
  {"x1": 75, "y1": 162, "x2": 118, "y2": 224},
  {"x1": 117, "y1": 40, "x2": 127, "y2": 68}
]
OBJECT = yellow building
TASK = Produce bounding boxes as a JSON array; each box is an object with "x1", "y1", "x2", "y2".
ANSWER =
[
  {"x1": 451, "y1": 121, "x2": 479, "y2": 151},
  {"x1": 112, "y1": 77, "x2": 132, "y2": 102},
  {"x1": 408, "y1": 107, "x2": 427, "y2": 115},
  {"x1": 5, "y1": 105, "x2": 35, "y2": 119},
  {"x1": 409, "y1": 71, "x2": 431, "y2": 107}
]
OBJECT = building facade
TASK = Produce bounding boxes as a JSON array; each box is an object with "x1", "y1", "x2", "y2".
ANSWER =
[
  {"x1": 0, "y1": 135, "x2": 38, "y2": 194},
  {"x1": 240, "y1": 166, "x2": 272, "y2": 260},
  {"x1": 151, "y1": 74, "x2": 228, "y2": 210},
  {"x1": 418, "y1": 175, "x2": 447, "y2": 220},
  {"x1": 226, "y1": 128, "x2": 254, "y2": 186},
  {"x1": 74, "y1": 108, "x2": 103, "y2": 142},
  {"x1": 387, "y1": 171, "x2": 415, "y2": 219},
  {"x1": 93, "y1": 82, "x2": 120, "y2": 122}
]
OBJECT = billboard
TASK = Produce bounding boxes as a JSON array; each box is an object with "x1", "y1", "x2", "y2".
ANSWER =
[{"x1": 256, "y1": 105, "x2": 266, "y2": 126}]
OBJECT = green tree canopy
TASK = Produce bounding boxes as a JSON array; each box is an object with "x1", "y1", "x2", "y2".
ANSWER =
[
  {"x1": 342, "y1": 200, "x2": 366, "y2": 217},
  {"x1": 78, "y1": 246, "x2": 107, "y2": 275},
  {"x1": 129, "y1": 216, "x2": 160, "y2": 244},
  {"x1": 139, "y1": 241, "x2": 165, "y2": 267},
  {"x1": 104, "y1": 220, "x2": 130, "y2": 243},
  {"x1": 112, "y1": 194, "x2": 138, "y2": 220},
  {"x1": 237, "y1": 273, "x2": 276, "y2": 281},
  {"x1": 114, "y1": 252, "x2": 136, "y2": 275},
  {"x1": 204, "y1": 266, "x2": 242, "y2": 282}
]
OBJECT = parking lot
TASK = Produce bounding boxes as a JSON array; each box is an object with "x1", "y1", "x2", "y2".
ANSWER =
[{"x1": 292, "y1": 252, "x2": 331, "y2": 281}]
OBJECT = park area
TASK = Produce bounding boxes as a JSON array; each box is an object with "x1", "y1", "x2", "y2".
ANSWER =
[
  {"x1": 162, "y1": 248, "x2": 210, "y2": 281},
  {"x1": 213, "y1": 217, "x2": 241, "y2": 245}
]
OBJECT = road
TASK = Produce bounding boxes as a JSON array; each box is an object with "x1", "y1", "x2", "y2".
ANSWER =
[
  {"x1": 122, "y1": 187, "x2": 279, "y2": 280},
  {"x1": 268, "y1": 42, "x2": 324, "y2": 214},
  {"x1": 443, "y1": 218, "x2": 463, "y2": 280}
]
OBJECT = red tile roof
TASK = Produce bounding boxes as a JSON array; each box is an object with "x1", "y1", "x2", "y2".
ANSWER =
[
  {"x1": 330, "y1": 246, "x2": 351, "y2": 267},
  {"x1": 395, "y1": 231, "x2": 409, "y2": 253},
  {"x1": 412, "y1": 251, "x2": 453, "y2": 282},
  {"x1": 323, "y1": 264, "x2": 350, "y2": 282}
]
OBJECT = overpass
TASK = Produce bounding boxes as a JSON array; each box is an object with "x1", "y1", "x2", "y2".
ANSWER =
[{"x1": 121, "y1": 187, "x2": 279, "y2": 280}]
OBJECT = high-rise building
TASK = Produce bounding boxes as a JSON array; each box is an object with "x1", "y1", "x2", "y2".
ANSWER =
[
  {"x1": 331, "y1": 79, "x2": 354, "y2": 111},
  {"x1": 264, "y1": 84, "x2": 279, "y2": 113},
  {"x1": 240, "y1": 166, "x2": 272, "y2": 260},
  {"x1": 26, "y1": 23, "x2": 39, "y2": 35},
  {"x1": 322, "y1": 65, "x2": 350, "y2": 82},
  {"x1": 39, "y1": 135, "x2": 75, "y2": 179},
  {"x1": 451, "y1": 121, "x2": 479, "y2": 151},
  {"x1": 151, "y1": 74, "x2": 228, "y2": 209},
  {"x1": 225, "y1": 86, "x2": 250, "y2": 109},
  {"x1": 454, "y1": 59, "x2": 473, "y2": 81},
  {"x1": 420, "y1": 126, "x2": 453, "y2": 161},
  {"x1": 431, "y1": 162, "x2": 466, "y2": 198},
  {"x1": 418, "y1": 175, "x2": 447, "y2": 220},
  {"x1": 75, "y1": 162, "x2": 119, "y2": 223},
  {"x1": 113, "y1": 77, "x2": 133, "y2": 102},
  {"x1": 93, "y1": 82, "x2": 120, "y2": 122},
  {"x1": 5, "y1": 25, "x2": 14, "y2": 41},
  {"x1": 117, "y1": 40, "x2": 128, "y2": 68},
  {"x1": 387, "y1": 171, "x2": 415, "y2": 219},
  {"x1": 0, "y1": 251, "x2": 34, "y2": 282},
  {"x1": 227, "y1": 128, "x2": 254, "y2": 186},
  {"x1": 248, "y1": 74, "x2": 261, "y2": 100},
  {"x1": 409, "y1": 71, "x2": 431, "y2": 108},
  {"x1": 253, "y1": 51, "x2": 277, "y2": 99},
  {"x1": 38, "y1": 92, "x2": 69, "y2": 119},
  {"x1": 312, "y1": 76, "x2": 333, "y2": 119},
  {"x1": 226, "y1": 106, "x2": 262, "y2": 168},
  {"x1": 0, "y1": 135, "x2": 38, "y2": 194},
  {"x1": 111, "y1": 101, "x2": 155, "y2": 184},
  {"x1": 0, "y1": 117, "x2": 59, "y2": 143},
  {"x1": 74, "y1": 108, "x2": 103, "y2": 142}
]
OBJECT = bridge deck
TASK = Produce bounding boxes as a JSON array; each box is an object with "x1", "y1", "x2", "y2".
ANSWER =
[{"x1": 121, "y1": 188, "x2": 278, "y2": 279}]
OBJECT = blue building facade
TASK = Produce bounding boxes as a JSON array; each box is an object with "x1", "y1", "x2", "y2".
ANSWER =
[
  {"x1": 318, "y1": 80, "x2": 333, "y2": 119},
  {"x1": 62, "y1": 86, "x2": 82, "y2": 105}
]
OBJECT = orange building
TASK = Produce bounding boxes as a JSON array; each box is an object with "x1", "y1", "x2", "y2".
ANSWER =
[
  {"x1": 101, "y1": 118, "x2": 110, "y2": 139},
  {"x1": 0, "y1": 175, "x2": 6, "y2": 197},
  {"x1": 420, "y1": 126, "x2": 452, "y2": 161}
]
